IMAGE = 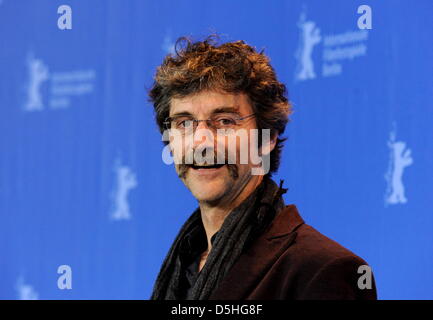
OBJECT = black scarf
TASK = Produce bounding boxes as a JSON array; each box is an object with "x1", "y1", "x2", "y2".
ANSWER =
[{"x1": 150, "y1": 176, "x2": 287, "y2": 300}]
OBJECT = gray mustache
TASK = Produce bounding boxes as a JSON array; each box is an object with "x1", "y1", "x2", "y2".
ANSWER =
[{"x1": 176, "y1": 154, "x2": 239, "y2": 179}]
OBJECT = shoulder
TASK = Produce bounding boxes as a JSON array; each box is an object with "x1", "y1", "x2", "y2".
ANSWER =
[
  {"x1": 273, "y1": 205, "x2": 368, "y2": 267},
  {"x1": 293, "y1": 223, "x2": 367, "y2": 266},
  {"x1": 271, "y1": 206, "x2": 377, "y2": 299}
]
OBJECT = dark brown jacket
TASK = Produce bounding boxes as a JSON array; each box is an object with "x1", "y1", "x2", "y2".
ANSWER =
[{"x1": 210, "y1": 204, "x2": 377, "y2": 300}]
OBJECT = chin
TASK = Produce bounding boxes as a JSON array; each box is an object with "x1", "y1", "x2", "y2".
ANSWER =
[{"x1": 186, "y1": 176, "x2": 229, "y2": 203}]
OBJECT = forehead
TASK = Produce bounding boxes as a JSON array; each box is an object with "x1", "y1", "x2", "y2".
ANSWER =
[{"x1": 169, "y1": 90, "x2": 253, "y2": 116}]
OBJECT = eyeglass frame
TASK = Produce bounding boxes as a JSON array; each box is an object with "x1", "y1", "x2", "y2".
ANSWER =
[{"x1": 163, "y1": 112, "x2": 256, "y2": 133}]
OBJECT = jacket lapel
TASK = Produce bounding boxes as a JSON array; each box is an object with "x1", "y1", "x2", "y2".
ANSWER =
[{"x1": 209, "y1": 204, "x2": 305, "y2": 300}]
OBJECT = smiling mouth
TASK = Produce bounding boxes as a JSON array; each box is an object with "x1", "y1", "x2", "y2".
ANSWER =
[{"x1": 190, "y1": 164, "x2": 225, "y2": 170}]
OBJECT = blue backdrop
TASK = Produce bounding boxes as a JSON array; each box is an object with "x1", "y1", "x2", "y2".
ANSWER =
[{"x1": 1, "y1": 0, "x2": 432, "y2": 300}]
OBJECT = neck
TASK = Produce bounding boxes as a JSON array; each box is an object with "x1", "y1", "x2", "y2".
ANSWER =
[{"x1": 199, "y1": 175, "x2": 264, "y2": 251}]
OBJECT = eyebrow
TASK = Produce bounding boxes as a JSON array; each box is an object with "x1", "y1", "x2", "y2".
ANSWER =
[
  {"x1": 170, "y1": 105, "x2": 240, "y2": 118},
  {"x1": 211, "y1": 106, "x2": 240, "y2": 115}
]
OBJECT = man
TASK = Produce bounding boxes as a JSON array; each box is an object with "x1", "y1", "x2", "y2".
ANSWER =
[{"x1": 148, "y1": 36, "x2": 377, "y2": 300}]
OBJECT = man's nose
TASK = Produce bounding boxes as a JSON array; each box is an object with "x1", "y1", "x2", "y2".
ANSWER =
[{"x1": 192, "y1": 121, "x2": 215, "y2": 148}]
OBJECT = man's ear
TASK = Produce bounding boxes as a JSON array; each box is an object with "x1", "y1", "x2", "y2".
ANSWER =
[
  {"x1": 260, "y1": 131, "x2": 278, "y2": 156},
  {"x1": 251, "y1": 131, "x2": 277, "y2": 176},
  {"x1": 270, "y1": 132, "x2": 278, "y2": 153}
]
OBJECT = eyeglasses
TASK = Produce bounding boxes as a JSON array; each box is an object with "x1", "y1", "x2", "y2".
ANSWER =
[{"x1": 163, "y1": 113, "x2": 256, "y2": 134}]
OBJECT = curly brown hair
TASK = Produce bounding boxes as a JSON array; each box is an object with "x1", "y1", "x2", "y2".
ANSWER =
[{"x1": 148, "y1": 35, "x2": 293, "y2": 175}]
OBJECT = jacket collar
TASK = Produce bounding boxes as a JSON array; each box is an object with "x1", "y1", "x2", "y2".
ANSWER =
[{"x1": 209, "y1": 204, "x2": 305, "y2": 300}]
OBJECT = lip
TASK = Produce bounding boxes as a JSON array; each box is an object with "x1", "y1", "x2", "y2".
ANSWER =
[{"x1": 188, "y1": 165, "x2": 226, "y2": 177}]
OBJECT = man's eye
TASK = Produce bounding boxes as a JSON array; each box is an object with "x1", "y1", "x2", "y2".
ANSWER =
[
  {"x1": 176, "y1": 119, "x2": 193, "y2": 128},
  {"x1": 216, "y1": 117, "x2": 236, "y2": 126}
]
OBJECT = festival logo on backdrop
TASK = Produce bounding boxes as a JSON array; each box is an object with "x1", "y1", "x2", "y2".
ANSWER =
[
  {"x1": 25, "y1": 53, "x2": 49, "y2": 111},
  {"x1": 294, "y1": 9, "x2": 369, "y2": 81},
  {"x1": 295, "y1": 12, "x2": 321, "y2": 81},
  {"x1": 15, "y1": 277, "x2": 39, "y2": 300},
  {"x1": 384, "y1": 126, "x2": 413, "y2": 206},
  {"x1": 110, "y1": 158, "x2": 138, "y2": 221},
  {"x1": 23, "y1": 51, "x2": 96, "y2": 111}
]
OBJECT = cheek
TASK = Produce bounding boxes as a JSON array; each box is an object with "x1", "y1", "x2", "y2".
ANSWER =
[
  {"x1": 169, "y1": 134, "x2": 190, "y2": 162},
  {"x1": 215, "y1": 136, "x2": 227, "y2": 159},
  {"x1": 215, "y1": 133, "x2": 255, "y2": 164},
  {"x1": 170, "y1": 142, "x2": 182, "y2": 163}
]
